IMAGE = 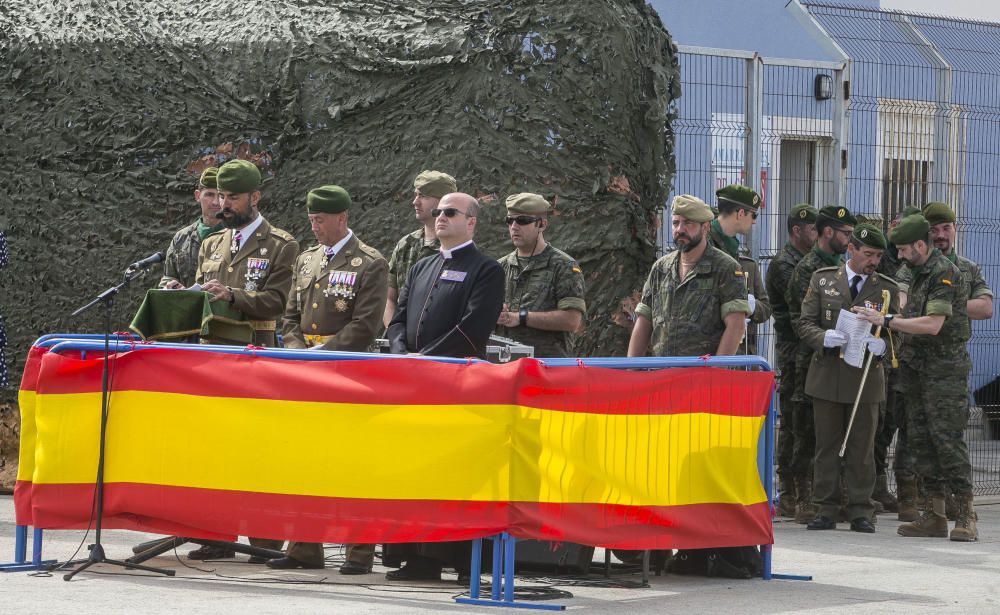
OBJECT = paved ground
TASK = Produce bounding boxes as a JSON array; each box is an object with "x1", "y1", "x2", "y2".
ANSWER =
[{"x1": 2, "y1": 495, "x2": 999, "y2": 614}]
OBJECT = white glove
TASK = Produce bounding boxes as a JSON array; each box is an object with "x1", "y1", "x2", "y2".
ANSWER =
[
  {"x1": 823, "y1": 330, "x2": 848, "y2": 348},
  {"x1": 866, "y1": 336, "x2": 886, "y2": 357},
  {"x1": 747, "y1": 293, "x2": 757, "y2": 316},
  {"x1": 308, "y1": 344, "x2": 326, "y2": 351}
]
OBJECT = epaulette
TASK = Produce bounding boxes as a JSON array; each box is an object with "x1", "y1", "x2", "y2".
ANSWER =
[
  {"x1": 301, "y1": 244, "x2": 323, "y2": 254},
  {"x1": 814, "y1": 265, "x2": 840, "y2": 273},
  {"x1": 357, "y1": 241, "x2": 384, "y2": 260},
  {"x1": 873, "y1": 272, "x2": 899, "y2": 287},
  {"x1": 204, "y1": 228, "x2": 226, "y2": 240},
  {"x1": 270, "y1": 227, "x2": 296, "y2": 242}
]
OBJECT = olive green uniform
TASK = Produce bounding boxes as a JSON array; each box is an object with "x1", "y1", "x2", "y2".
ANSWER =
[
  {"x1": 495, "y1": 245, "x2": 586, "y2": 358},
  {"x1": 798, "y1": 265, "x2": 899, "y2": 520},
  {"x1": 387, "y1": 228, "x2": 439, "y2": 293},
  {"x1": 635, "y1": 246, "x2": 749, "y2": 357},
  {"x1": 707, "y1": 221, "x2": 771, "y2": 354}
]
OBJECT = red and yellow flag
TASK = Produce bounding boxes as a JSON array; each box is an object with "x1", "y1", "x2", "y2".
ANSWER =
[{"x1": 17, "y1": 345, "x2": 773, "y2": 549}]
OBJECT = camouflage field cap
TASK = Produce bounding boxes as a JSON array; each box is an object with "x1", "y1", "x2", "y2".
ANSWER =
[
  {"x1": 307, "y1": 185, "x2": 351, "y2": 214},
  {"x1": 852, "y1": 223, "x2": 887, "y2": 250},
  {"x1": 922, "y1": 202, "x2": 956, "y2": 226},
  {"x1": 216, "y1": 159, "x2": 261, "y2": 193},
  {"x1": 199, "y1": 166, "x2": 219, "y2": 189},
  {"x1": 889, "y1": 214, "x2": 931, "y2": 246},
  {"x1": 505, "y1": 193, "x2": 552, "y2": 215},
  {"x1": 671, "y1": 194, "x2": 714, "y2": 223},
  {"x1": 789, "y1": 203, "x2": 818, "y2": 223},
  {"x1": 716, "y1": 184, "x2": 761, "y2": 211},
  {"x1": 413, "y1": 170, "x2": 457, "y2": 199},
  {"x1": 817, "y1": 205, "x2": 857, "y2": 228}
]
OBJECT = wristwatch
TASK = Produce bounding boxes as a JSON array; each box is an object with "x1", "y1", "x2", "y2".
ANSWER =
[
  {"x1": 519, "y1": 307, "x2": 529, "y2": 327},
  {"x1": 227, "y1": 286, "x2": 235, "y2": 304},
  {"x1": 883, "y1": 314, "x2": 894, "y2": 329}
]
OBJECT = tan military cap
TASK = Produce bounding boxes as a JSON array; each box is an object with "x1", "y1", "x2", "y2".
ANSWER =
[
  {"x1": 671, "y1": 194, "x2": 714, "y2": 223},
  {"x1": 413, "y1": 170, "x2": 457, "y2": 199},
  {"x1": 505, "y1": 193, "x2": 552, "y2": 215}
]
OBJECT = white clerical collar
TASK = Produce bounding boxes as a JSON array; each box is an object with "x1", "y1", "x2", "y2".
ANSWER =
[
  {"x1": 440, "y1": 239, "x2": 474, "y2": 260},
  {"x1": 323, "y1": 229, "x2": 354, "y2": 257},
  {"x1": 233, "y1": 214, "x2": 265, "y2": 250},
  {"x1": 844, "y1": 262, "x2": 867, "y2": 286}
]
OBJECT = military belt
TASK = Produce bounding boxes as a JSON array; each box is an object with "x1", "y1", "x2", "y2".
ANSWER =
[{"x1": 249, "y1": 319, "x2": 277, "y2": 331}]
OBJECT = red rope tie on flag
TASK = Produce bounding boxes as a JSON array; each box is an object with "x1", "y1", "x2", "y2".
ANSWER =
[{"x1": 699, "y1": 354, "x2": 712, "y2": 362}]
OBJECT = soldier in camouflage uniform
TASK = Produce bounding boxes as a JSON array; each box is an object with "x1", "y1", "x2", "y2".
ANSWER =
[
  {"x1": 628, "y1": 195, "x2": 749, "y2": 358},
  {"x1": 709, "y1": 184, "x2": 771, "y2": 355},
  {"x1": 159, "y1": 167, "x2": 224, "y2": 289},
  {"x1": 857, "y1": 214, "x2": 978, "y2": 541},
  {"x1": 784, "y1": 205, "x2": 856, "y2": 523},
  {"x1": 764, "y1": 203, "x2": 818, "y2": 517},
  {"x1": 383, "y1": 170, "x2": 456, "y2": 326},
  {"x1": 495, "y1": 193, "x2": 586, "y2": 358}
]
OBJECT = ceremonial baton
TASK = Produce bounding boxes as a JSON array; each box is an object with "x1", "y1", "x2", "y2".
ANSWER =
[{"x1": 839, "y1": 289, "x2": 891, "y2": 458}]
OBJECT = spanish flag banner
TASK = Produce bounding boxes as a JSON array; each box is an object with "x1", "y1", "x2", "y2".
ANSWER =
[{"x1": 16, "y1": 345, "x2": 773, "y2": 550}]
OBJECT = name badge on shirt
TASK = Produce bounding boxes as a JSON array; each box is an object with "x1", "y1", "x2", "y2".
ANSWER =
[{"x1": 440, "y1": 270, "x2": 467, "y2": 282}]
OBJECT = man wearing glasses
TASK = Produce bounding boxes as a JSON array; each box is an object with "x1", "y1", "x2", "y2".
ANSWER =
[
  {"x1": 495, "y1": 193, "x2": 586, "y2": 358},
  {"x1": 784, "y1": 205, "x2": 857, "y2": 525},
  {"x1": 708, "y1": 184, "x2": 772, "y2": 356}
]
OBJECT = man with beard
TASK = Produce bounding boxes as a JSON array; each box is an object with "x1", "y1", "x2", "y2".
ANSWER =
[
  {"x1": 627, "y1": 195, "x2": 748, "y2": 358},
  {"x1": 765, "y1": 203, "x2": 818, "y2": 517},
  {"x1": 856, "y1": 214, "x2": 977, "y2": 542},
  {"x1": 383, "y1": 170, "x2": 457, "y2": 327},
  {"x1": 797, "y1": 224, "x2": 898, "y2": 533},
  {"x1": 159, "y1": 166, "x2": 224, "y2": 289},
  {"x1": 495, "y1": 193, "x2": 586, "y2": 358},
  {"x1": 385, "y1": 192, "x2": 504, "y2": 582},
  {"x1": 187, "y1": 159, "x2": 299, "y2": 561},
  {"x1": 784, "y1": 205, "x2": 856, "y2": 524}
]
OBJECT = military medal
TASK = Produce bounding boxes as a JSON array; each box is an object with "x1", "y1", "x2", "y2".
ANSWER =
[
  {"x1": 245, "y1": 257, "x2": 269, "y2": 290},
  {"x1": 335, "y1": 299, "x2": 348, "y2": 312},
  {"x1": 260, "y1": 248, "x2": 268, "y2": 256},
  {"x1": 351, "y1": 257, "x2": 362, "y2": 267},
  {"x1": 245, "y1": 281, "x2": 257, "y2": 291}
]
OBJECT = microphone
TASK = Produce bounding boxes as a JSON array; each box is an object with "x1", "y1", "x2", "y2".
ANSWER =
[{"x1": 126, "y1": 252, "x2": 165, "y2": 271}]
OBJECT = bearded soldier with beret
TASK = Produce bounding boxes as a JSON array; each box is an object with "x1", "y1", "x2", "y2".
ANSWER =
[
  {"x1": 709, "y1": 184, "x2": 772, "y2": 355},
  {"x1": 159, "y1": 167, "x2": 224, "y2": 289},
  {"x1": 797, "y1": 224, "x2": 899, "y2": 533},
  {"x1": 856, "y1": 214, "x2": 977, "y2": 541},
  {"x1": 495, "y1": 193, "x2": 586, "y2": 358},
  {"x1": 784, "y1": 204, "x2": 857, "y2": 523},
  {"x1": 628, "y1": 195, "x2": 749, "y2": 358},
  {"x1": 267, "y1": 185, "x2": 387, "y2": 574},
  {"x1": 383, "y1": 170, "x2": 457, "y2": 327}
]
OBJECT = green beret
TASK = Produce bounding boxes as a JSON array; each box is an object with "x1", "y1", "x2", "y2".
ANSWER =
[
  {"x1": 852, "y1": 223, "x2": 887, "y2": 249},
  {"x1": 817, "y1": 205, "x2": 857, "y2": 228},
  {"x1": 789, "y1": 203, "x2": 818, "y2": 223},
  {"x1": 716, "y1": 184, "x2": 761, "y2": 211},
  {"x1": 307, "y1": 185, "x2": 351, "y2": 214},
  {"x1": 216, "y1": 159, "x2": 261, "y2": 193},
  {"x1": 505, "y1": 193, "x2": 552, "y2": 215},
  {"x1": 922, "y1": 202, "x2": 956, "y2": 226},
  {"x1": 413, "y1": 170, "x2": 457, "y2": 199},
  {"x1": 899, "y1": 206, "x2": 922, "y2": 219},
  {"x1": 856, "y1": 213, "x2": 884, "y2": 227},
  {"x1": 889, "y1": 214, "x2": 931, "y2": 246},
  {"x1": 672, "y1": 194, "x2": 714, "y2": 223},
  {"x1": 199, "y1": 166, "x2": 219, "y2": 189}
]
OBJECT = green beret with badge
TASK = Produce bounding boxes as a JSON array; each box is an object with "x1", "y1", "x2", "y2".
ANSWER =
[
  {"x1": 922, "y1": 202, "x2": 956, "y2": 225},
  {"x1": 817, "y1": 205, "x2": 857, "y2": 227},
  {"x1": 716, "y1": 184, "x2": 762, "y2": 211},
  {"x1": 505, "y1": 193, "x2": 552, "y2": 215},
  {"x1": 888, "y1": 214, "x2": 931, "y2": 245},
  {"x1": 852, "y1": 223, "x2": 887, "y2": 249},
  {"x1": 217, "y1": 159, "x2": 262, "y2": 193},
  {"x1": 413, "y1": 170, "x2": 457, "y2": 199},
  {"x1": 672, "y1": 194, "x2": 714, "y2": 223},
  {"x1": 307, "y1": 185, "x2": 352, "y2": 214},
  {"x1": 789, "y1": 203, "x2": 818, "y2": 223},
  {"x1": 199, "y1": 166, "x2": 219, "y2": 189}
]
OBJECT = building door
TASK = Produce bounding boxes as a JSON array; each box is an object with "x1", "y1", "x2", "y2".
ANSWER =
[{"x1": 778, "y1": 139, "x2": 816, "y2": 219}]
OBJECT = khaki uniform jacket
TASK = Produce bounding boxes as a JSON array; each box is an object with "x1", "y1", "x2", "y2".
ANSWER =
[
  {"x1": 281, "y1": 235, "x2": 388, "y2": 352},
  {"x1": 196, "y1": 218, "x2": 299, "y2": 346},
  {"x1": 797, "y1": 265, "x2": 899, "y2": 404}
]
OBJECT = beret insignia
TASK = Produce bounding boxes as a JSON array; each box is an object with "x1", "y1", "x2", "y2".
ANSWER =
[{"x1": 837, "y1": 208, "x2": 846, "y2": 218}]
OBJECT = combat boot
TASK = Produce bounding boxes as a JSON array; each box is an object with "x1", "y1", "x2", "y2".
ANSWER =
[
  {"x1": 949, "y1": 493, "x2": 978, "y2": 542},
  {"x1": 794, "y1": 476, "x2": 818, "y2": 524},
  {"x1": 895, "y1": 474, "x2": 919, "y2": 522},
  {"x1": 897, "y1": 495, "x2": 948, "y2": 538},
  {"x1": 776, "y1": 476, "x2": 796, "y2": 518},
  {"x1": 872, "y1": 473, "x2": 898, "y2": 513},
  {"x1": 945, "y1": 492, "x2": 958, "y2": 521}
]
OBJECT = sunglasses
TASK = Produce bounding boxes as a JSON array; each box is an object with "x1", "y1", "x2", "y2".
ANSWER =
[
  {"x1": 431, "y1": 207, "x2": 472, "y2": 218},
  {"x1": 506, "y1": 215, "x2": 541, "y2": 226},
  {"x1": 741, "y1": 208, "x2": 758, "y2": 220}
]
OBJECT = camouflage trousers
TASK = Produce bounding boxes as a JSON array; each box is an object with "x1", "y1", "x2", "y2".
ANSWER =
[
  {"x1": 775, "y1": 342, "x2": 796, "y2": 479},
  {"x1": 788, "y1": 344, "x2": 815, "y2": 478},
  {"x1": 899, "y1": 357, "x2": 973, "y2": 496},
  {"x1": 873, "y1": 370, "x2": 914, "y2": 477}
]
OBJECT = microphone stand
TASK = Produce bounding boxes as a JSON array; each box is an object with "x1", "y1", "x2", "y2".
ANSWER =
[{"x1": 61, "y1": 265, "x2": 174, "y2": 580}]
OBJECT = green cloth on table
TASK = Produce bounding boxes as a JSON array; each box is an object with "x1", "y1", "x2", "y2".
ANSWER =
[{"x1": 129, "y1": 289, "x2": 254, "y2": 344}]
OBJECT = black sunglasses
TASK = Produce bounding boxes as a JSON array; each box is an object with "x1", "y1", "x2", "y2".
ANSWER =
[
  {"x1": 741, "y1": 208, "x2": 758, "y2": 220},
  {"x1": 431, "y1": 207, "x2": 472, "y2": 218},
  {"x1": 506, "y1": 215, "x2": 541, "y2": 226}
]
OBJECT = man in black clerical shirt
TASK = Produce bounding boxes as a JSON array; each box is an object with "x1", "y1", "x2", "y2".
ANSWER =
[
  {"x1": 384, "y1": 193, "x2": 504, "y2": 584},
  {"x1": 388, "y1": 192, "x2": 504, "y2": 358}
]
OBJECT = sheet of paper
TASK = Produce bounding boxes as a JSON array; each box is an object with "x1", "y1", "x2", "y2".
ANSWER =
[
  {"x1": 164, "y1": 283, "x2": 202, "y2": 292},
  {"x1": 835, "y1": 308, "x2": 871, "y2": 368}
]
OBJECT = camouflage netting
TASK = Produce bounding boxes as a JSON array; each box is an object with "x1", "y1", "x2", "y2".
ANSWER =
[{"x1": 0, "y1": 0, "x2": 680, "y2": 402}]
